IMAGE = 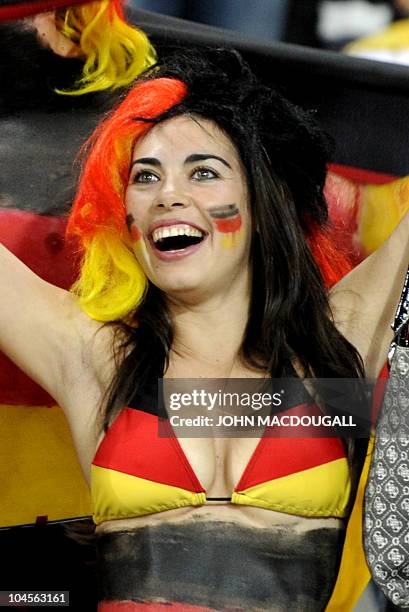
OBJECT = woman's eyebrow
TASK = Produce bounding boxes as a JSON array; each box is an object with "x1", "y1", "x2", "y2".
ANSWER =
[
  {"x1": 185, "y1": 153, "x2": 232, "y2": 169},
  {"x1": 130, "y1": 154, "x2": 232, "y2": 169},
  {"x1": 131, "y1": 157, "x2": 161, "y2": 167}
]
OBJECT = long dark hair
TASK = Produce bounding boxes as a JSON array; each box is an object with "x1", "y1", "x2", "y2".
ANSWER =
[{"x1": 101, "y1": 49, "x2": 366, "y2": 488}]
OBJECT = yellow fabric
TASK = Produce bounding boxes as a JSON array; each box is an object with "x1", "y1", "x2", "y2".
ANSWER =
[
  {"x1": 0, "y1": 404, "x2": 91, "y2": 527},
  {"x1": 326, "y1": 439, "x2": 373, "y2": 611},
  {"x1": 345, "y1": 18, "x2": 409, "y2": 52},
  {"x1": 360, "y1": 177, "x2": 409, "y2": 253},
  {"x1": 91, "y1": 464, "x2": 206, "y2": 525},
  {"x1": 232, "y1": 458, "x2": 351, "y2": 518}
]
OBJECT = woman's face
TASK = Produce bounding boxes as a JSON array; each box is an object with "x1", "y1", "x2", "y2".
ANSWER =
[{"x1": 125, "y1": 115, "x2": 252, "y2": 300}]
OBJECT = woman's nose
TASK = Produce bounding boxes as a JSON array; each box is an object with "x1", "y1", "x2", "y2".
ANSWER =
[
  {"x1": 156, "y1": 198, "x2": 189, "y2": 209},
  {"x1": 153, "y1": 179, "x2": 191, "y2": 210}
]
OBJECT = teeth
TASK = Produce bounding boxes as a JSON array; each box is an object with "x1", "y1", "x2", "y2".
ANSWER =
[{"x1": 152, "y1": 225, "x2": 204, "y2": 243}]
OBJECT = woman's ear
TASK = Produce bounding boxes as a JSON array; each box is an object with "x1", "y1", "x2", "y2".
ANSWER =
[{"x1": 31, "y1": 11, "x2": 82, "y2": 58}]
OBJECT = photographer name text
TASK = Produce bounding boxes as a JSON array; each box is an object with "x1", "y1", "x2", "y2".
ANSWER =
[{"x1": 170, "y1": 414, "x2": 356, "y2": 428}]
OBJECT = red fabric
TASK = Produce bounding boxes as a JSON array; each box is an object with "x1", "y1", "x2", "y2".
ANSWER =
[
  {"x1": 93, "y1": 405, "x2": 346, "y2": 496},
  {"x1": 0, "y1": 210, "x2": 76, "y2": 289},
  {"x1": 236, "y1": 432, "x2": 346, "y2": 491},
  {"x1": 0, "y1": 0, "x2": 89, "y2": 21},
  {"x1": 325, "y1": 171, "x2": 363, "y2": 265},
  {"x1": 0, "y1": 353, "x2": 54, "y2": 405},
  {"x1": 328, "y1": 163, "x2": 397, "y2": 185}
]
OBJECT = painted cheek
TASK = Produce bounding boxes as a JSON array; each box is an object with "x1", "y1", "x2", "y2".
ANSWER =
[
  {"x1": 130, "y1": 225, "x2": 142, "y2": 242},
  {"x1": 214, "y1": 215, "x2": 242, "y2": 234},
  {"x1": 126, "y1": 214, "x2": 143, "y2": 242},
  {"x1": 128, "y1": 221, "x2": 147, "y2": 260},
  {"x1": 221, "y1": 228, "x2": 244, "y2": 250},
  {"x1": 213, "y1": 213, "x2": 243, "y2": 250}
]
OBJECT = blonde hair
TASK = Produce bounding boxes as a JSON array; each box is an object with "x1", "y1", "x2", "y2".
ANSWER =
[
  {"x1": 55, "y1": 0, "x2": 156, "y2": 95},
  {"x1": 70, "y1": 230, "x2": 148, "y2": 321}
]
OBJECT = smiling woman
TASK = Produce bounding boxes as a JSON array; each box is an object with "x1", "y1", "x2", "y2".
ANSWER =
[
  {"x1": 64, "y1": 49, "x2": 366, "y2": 610},
  {"x1": 1, "y1": 48, "x2": 408, "y2": 611},
  {"x1": 123, "y1": 115, "x2": 251, "y2": 296}
]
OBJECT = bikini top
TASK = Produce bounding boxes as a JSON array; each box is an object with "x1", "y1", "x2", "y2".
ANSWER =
[{"x1": 91, "y1": 373, "x2": 351, "y2": 525}]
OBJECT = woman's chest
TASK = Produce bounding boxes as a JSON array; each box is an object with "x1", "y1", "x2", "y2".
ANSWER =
[
  {"x1": 174, "y1": 435, "x2": 261, "y2": 495},
  {"x1": 161, "y1": 360, "x2": 272, "y2": 494},
  {"x1": 92, "y1": 404, "x2": 351, "y2": 526}
]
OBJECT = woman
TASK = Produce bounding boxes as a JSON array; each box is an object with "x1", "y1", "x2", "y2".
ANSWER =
[{"x1": 1, "y1": 49, "x2": 408, "y2": 611}]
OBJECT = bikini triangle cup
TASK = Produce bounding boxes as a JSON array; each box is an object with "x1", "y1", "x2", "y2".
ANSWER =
[{"x1": 91, "y1": 361, "x2": 352, "y2": 524}]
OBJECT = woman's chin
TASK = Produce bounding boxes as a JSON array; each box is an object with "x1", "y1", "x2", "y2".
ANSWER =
[
  {"x1": 160, "y1": 280, "x2": 204, "y2": 297},
  {"x1": 152, "y1": 274, "x2": 211, "y2": 301}
]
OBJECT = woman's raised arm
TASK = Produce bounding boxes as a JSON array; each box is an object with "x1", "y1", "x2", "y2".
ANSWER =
[
  {"x1": 0, "y1": 242, "x2": 100, "y2": 406},
  {"x1": 330, "y1": 209, "x2": 409, "y2": 378}
]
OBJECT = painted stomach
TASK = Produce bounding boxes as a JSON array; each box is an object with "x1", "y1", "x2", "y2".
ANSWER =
[{"x1": 96, "y1": 519, "x2": 344, "y2": 612}]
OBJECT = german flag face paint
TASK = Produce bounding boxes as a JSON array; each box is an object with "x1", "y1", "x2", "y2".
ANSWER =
[
  {"x1": 126, "y1": 214, "x2": 142, "y2": 243},
  {"x1": 207, "y1": 204, "x2": 243, "y2": 250},
  {"x1": 126, "y1": 212, "x2": 148, "y2": 264},
  {"x1": 208, "y1": 204, "x2": 242, "y2": 232}
]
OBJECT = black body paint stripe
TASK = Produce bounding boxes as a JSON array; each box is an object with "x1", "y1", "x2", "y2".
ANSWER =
[
  {"x1": 208, "y1": 204, "x2": 239, "y2": 219},
  {"x1": 97, "y1": 521, "x2": 343, "y2": 611},
  {"x1": 126, "y1": 214, "x2": 135, "y2": 231}
]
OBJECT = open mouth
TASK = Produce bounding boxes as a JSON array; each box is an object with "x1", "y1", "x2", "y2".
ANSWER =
[{"x1": 151, "y1": 225, "x2": 206, "y2": 252}]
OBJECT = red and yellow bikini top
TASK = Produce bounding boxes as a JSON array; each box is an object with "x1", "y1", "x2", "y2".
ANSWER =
[{"x1": 91, "y1": 379, "x2": 351, "y2": 525}]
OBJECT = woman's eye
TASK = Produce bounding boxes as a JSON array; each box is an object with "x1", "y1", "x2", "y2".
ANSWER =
[
  {"x1": 191, "y1": 167, "x2": 218, "y2": 181},
  {"x1": 133, "y1": 170, "x2": 159, "y2": 184}
]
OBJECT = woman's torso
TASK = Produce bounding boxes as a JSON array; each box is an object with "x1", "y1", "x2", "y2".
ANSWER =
[{"x1": 61, "y1": 348, "x2": 351, "y2": 611}]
